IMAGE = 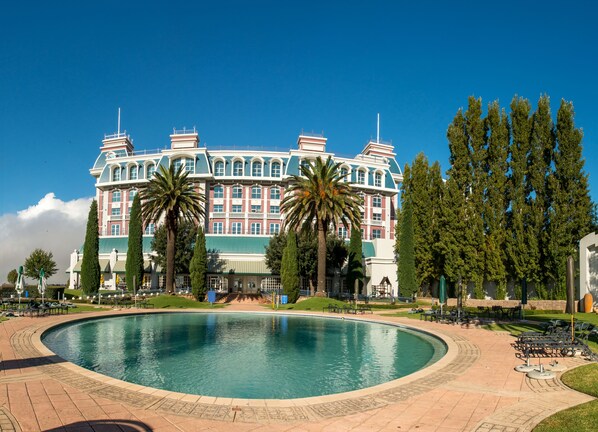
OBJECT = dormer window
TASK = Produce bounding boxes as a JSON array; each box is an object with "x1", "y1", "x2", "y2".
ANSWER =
[
  {"x1": 357, "y1": 169, "x2": 366, "y2": 185},
  {"x1": 271, "y1": 161, "x2": 281, "y2": 177},
  {"x1": 374, "y1": 172, "x2": 382, "y2": 187},
  {"x1": 252, "y1": 161, "x2": 262, "y2": 177},
  {"x1": 112, "y1": 166, "x2": 121, "y2": 182},
  {"x1": 129, "y1": 165, "x2": 138, "y2": 180},
  {"x1": 233, "y1": 160, "x2": 243, "y2": 176},
  {"x1": 215, "y1": 160, "x2": 224, "y2": 176},
  {"x1": 146, "y1": 164, "x2": 156, "y2": 178}
]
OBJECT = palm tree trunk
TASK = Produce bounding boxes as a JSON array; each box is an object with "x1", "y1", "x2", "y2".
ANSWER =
[
  {"x1": 166, "y1": 214, "x2": 176, "y2": 294},
  {"x1": 317, "y1": 220, "x2": 327, "y2": 295}
]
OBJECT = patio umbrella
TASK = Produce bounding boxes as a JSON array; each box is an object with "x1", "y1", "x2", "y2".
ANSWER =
[
  {"x1": 439, "y1": 275, "x2": 447, "y2": 315},
  {"x1": 38, "y1": 268, "x2": 47, "y2": 304},
  {"x1": 16, "y1": 266, "x2": 24, "y2": 308}
]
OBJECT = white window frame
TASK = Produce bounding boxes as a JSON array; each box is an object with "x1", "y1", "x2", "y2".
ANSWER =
[
  {"x1": 215, "y1": 161, "x2": 225, "y2": 176},
  {"x1": 111, "y1": 224, "x2": 121, "y2": 236},
  {"x1": 250, "y1": 222, "x2": 261, "y2": 235},
  {"x1": 213, "y1": 222, "x2": 223, "y2": 234},
  {"x1": 231, "y1": 222, "x2": 242, "y2": 235}
]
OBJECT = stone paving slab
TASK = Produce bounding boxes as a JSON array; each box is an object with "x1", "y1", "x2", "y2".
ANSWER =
[{"x1": 0, "y1": 307, "x2": 595, "y2": 431}]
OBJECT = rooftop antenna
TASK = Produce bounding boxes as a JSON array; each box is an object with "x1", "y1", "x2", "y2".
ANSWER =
[
  {"x1": 376, "y1": 113, "x2": 380, "y2": 143},
  {"x1": 117, "y1": 107, "x2": 121, "y2": 135}
]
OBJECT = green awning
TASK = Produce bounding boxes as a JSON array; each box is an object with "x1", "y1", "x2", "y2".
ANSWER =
[
  {"x1": 72, "y1": 259, "x2": 110, "y2": 273},
  {"x1": 209, "y1": 260, "x2": 270, "y2": 275}
]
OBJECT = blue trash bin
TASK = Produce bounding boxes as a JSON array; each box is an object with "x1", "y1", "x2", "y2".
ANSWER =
[
  {"x1": 207, "y1": 291, "x2": 216, "y2": 303},
  {"x1": 281, "y1": 295, "x2": 288, "y2": 305}
]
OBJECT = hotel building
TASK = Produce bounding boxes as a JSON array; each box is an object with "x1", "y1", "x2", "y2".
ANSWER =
[{"x1": 68, "y1": 128, "x2": 403, "y2": 297}]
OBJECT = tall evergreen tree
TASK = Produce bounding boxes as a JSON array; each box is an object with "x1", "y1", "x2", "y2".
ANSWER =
[
  {"x1": 439, "y1": 109, "x2": 470, "y2": 289},
  {"x1": 190, "y1": 226, "x2": 207, "y2": 301},
  {"x1": 465, "y1": 97, "x2": 487, "y2": 298},
  {"x1": 281, "y1": 229, "x2": 300, "y2": 303},
  {"x1": 346, "y1": 228, "x2": 363, "y2": 298},
  {"x1": 428, "y1": 161, "x2": 445, "y2": 287},
  {"x1": 398, "y1": 199, "x2": 416, "y2": 297},
  {"x1": 80, "y1": 200, "x2": 100, "y2": 294},
  {"x1": 264, "y1": 233, "x2": 287, "y2": 275},
  {"x1": 484, "y1": 102, "x2": 510, "y2": 299},
  {"x1": 126, "y1": 195, "x2": 144, "y2": 292},
  {"x1": 545, "y1": 100, "x2": 593, "y2": 297},
  {"x1": 506, "y1": 97, "x2": 532, "y2": 292},
  {"x1": 525, "y1": 95, "x2": 555, "y2": 296}
]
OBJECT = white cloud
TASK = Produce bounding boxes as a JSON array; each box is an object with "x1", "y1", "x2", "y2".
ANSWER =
[{"x1": 0, "y1": 193, "x2": 93, "y2": 284}]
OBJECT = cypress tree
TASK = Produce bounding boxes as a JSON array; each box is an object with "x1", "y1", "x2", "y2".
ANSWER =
[
  {"x1": 281, "y1": 229, "x2": 300, "y2": 303},
  {"x1": 545, "y1": 100, "x2": 593, "y2": 298},
  {"x1": 190, "y1": 226, "x2": 207, "y2": 301},
  {"x1": 126, "y1": 195, "x2": 144, "y2": 293},
  {"x1": 484, "y1": 102, "x2": 510, "y2": 299},
  {"x1": 398, "y1": 198, "x2": 416, "y2": 297},
  {"x1": 347, "y1": 228, "x2": 363, "y2": 299},
  {"x1": 526, "y1": 95, "x2": 555, "y2": 297},
  {"x1": 465, "y1": 97, "x2": 487, "y2": 299},
  {"x1": 506, "y1": 97, "x2": 532, "y2": 296},
  {"x1": 428, "y1": 161, "x2": 445, "y2": 286},
  {"x1": 80, "y1": 200, "x2": 100, "y2": 295}
]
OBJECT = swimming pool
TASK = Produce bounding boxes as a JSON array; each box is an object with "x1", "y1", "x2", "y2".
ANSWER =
[{"x1": 42, "y1": 312, "x2": 446, "y2": 399}]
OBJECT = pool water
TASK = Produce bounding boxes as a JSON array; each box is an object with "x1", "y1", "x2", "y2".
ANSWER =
[{"x1": 42, "y1": 313, "x2": 445, "y2": 399}]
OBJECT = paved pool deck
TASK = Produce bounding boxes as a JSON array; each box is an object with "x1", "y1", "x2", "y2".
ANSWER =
[{"x1": 0, "y1": 304, "x2": 595, "y2": 432}]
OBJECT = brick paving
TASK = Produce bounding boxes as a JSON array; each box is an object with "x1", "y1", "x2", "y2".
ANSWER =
[{"x1": 0, "y1": 306, "x2": 595, "y2": 431}]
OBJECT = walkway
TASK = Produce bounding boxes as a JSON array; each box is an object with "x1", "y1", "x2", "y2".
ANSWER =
[{"x1": 0, "y1": 304, "x2": 594, "y2": 432}]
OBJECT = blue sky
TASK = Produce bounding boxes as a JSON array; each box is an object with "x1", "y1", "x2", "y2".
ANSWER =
[{"x1": 1, "y1": 0, "x2": 597, "y2": 214}]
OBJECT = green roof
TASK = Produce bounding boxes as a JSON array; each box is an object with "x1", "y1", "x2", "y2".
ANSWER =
[
  {"x1": 206, "y1": 236, "x2": 270, "y2": 254},
  {"x1": 97, "y1": 236, "x2": 154, "y2": 254}
]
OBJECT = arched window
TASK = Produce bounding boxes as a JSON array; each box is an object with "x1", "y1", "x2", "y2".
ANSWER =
[
  {"x1": 251, "y1": 186, "x2": 262, "y2": 199},
  {"x1": 129, "y1": 165, "x2": 138, "y2": 180},
  {"x1": 374, "y1": 172, "x2": 382, "y2": 187},
  {"x1": 271, "y1": 161, "x2": 281, "y2": 177},
  {"x1": 233, "y1": 160, "x2": 243, "y2": 176},
  {"x1": 357, "y1": 169, "x2": 366, "y2": 185},
  {"x1": 214, "y1": 161, "x2": 224, "y2": 176},
  {"x1": 112, "y1": 166, "x2": 121, "y2": 182},
  {"x1": 252, "y1": 161, "x2": 262, "y2": 177},
  {"x1": 232, "y1": 185, "x2": 243, "y2": 198},
  {"x1": 340, "y1": 166, "x2": 349, "y2": 182},
  {"x1": 270, "y1": 186, "x2": 280, "y2": 200},
  {"x1": 146, "y1": 164, "x2": 156, "y2": 178},
  {"x1": 213, "y1": 185, "x2": 224, "y2": 198}
]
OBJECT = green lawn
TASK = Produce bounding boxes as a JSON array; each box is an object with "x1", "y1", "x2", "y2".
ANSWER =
[
  {"x1": 533, "y1": 364, "x2": 598, "y2": 432},
  {"x1": 148, "y1": 295, "x2": 224, "y2": 309},
  {"x1": 524, "y1": 312, "x2": 598, "y2": 326},
  {"x1": 269, "y1": 297, "x2": 348, "y2": 311}
]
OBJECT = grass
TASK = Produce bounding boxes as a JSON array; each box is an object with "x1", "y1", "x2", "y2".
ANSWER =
[
  {"x1": 269, "y1": 297, "x2": 347, "y2": 311},
  {"x1": 147, "y1": 295, "x2": 224, "y2": 309},
  {"x1": 523, "y1": 312, "x2": 598, "y2": 326},
  {"x1": 533, "y1": 363, "x2": 598, "y2": 432}
]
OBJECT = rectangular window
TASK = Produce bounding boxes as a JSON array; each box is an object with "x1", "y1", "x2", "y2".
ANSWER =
[
  {"x1": 213, "y1": 222, "x2": 223, "y2": 234},
  {"x1": 231, "y1": 222, "x2": 242, "y2": 235},
  {"x1": 271, "y1": 162, "x2": 281, "y2": 177},
  {"x1": 372, "y1": 213, "x2": 382, "y2": 221},
  {"x1": 251, "y1": 205, "x2": 262, "y2": 213},
  {"x1": 357, "y1": 170, "x2": 365, "y2": 185},
  {"x1": 270, "y1": 188, "x2": 281, "y2": 200},
  {"x1": 251, "y1": 186, "x2": 262, "y2": 199},
  {"x1": 252, "y1": 163, "x2": 262, "y2": 176},
  {"x1": 111, "y1": 224, "x2": 120, "y2": 235},
  {"x1": 251, "y1": 223, "x2": 261, "y2": 235},
  {"x1": 111, "y1": 207, "x2": 121, "y2": 216},
  {"x1": 338, "y1": 227, "x2": 347, "y2": 239},
  {"x1": 361, "y1": 228, "x2": 364, "y2": 239},
  {"x1": 232, "y1": 204, "x2": 242, "y2": 213},
  {"x1": 129, "y1": 190, "x2": 137, "y2": 202},
  {"x1": 373, "y1": 196, "x2": 382, "y2": 208},
  {"x1": 112, "y1": 191, "x2": 121, "y2": 202},
  {"x1": 372, "y1": 229, "x2": 381, "y2": 239},
  {"x1": 375, "y1": 173, "x2": 382, "y2": 187},
  {"x1": 269, "y1": 205, "x2": 280, "y2": 214},
  {"x1": 215, "y1": 161, "x2": 224, "y2": 176},
  {"x1": 144, "y1": 223, "x2": 155, "y2": 235},
  {"x1": 130, "y1": 166, "x2": 138, "y2": 180},
  {"x1": 213, "y1": 204, "x2": 224, "y2": 213},
  {"x1": 269, "y1": 223, "x2": 280, "y2": 235},
  {"x1": 232, "y1": 186, "x2": 243, "y2": 198},
  {"x1": 213, "y1": 186, "x2": 224, "y2": 198}
]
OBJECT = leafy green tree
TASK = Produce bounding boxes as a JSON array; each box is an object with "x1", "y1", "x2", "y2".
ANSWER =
[
  {"x1": 326, "y1": 234, "x2": 348, "y2": 275},
  {"x1": 506, "y1": 97, "x2": 532, "y2": 289},
  {"x1": 347, "y1": 228, "x2": 363, "y2": 298},
  {"x1": 126, "y1": 195, "x2": 144, "y2": 292},
  {"x1": 484, "y1": 101, "x2": 510, "y2": 299},
  {"x1": 428, "y1": 161, "x2": 445, "y2": 284},
  {"x1": 80, "y1": 200, "x2": 100, "y2": 294},
  {"x1": 281, "y1": 156, "x2": 361, "y2": 294},
  {"x1": 465, "y1": 97, "x2": 487, "y2": 298},
  {"x1": 190, "y1": 226, "x2": 207, "y2": 301},
  {"x1": 7, "y1": 269, "x2": 18, "y2": 284},
  {"x1": 545, "y1": 100, "x2": 593, "y2": 298},
  {"x1": 152, "y1": 220, "x2": 198, "y2": 277},
  {"x1": 281, "y1": 229, "x2": 300, "y2": 303},
  {"x1": 398, "y1": 199, "x2": 416, "y2": 296},
  {"x1": 24, "y1": 249, "x2": 58, "y2": 282},
  {"x1": 298, "y1": 230, "x2": 318, "y2": 294},
  {"x1": 264, "y1": 233, "x2": 287, "y2": 275},
  {"x1": 141, "y1": 163, "x2": 205, "y2": 293}
]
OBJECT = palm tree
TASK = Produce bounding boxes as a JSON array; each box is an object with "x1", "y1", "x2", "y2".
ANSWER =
[
  {"x1": 140, "y1": 164, "x2": 205, "y2": 294},
  {"x1": 281, "y1": 156, "x2": 362, "y2": 295}
]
